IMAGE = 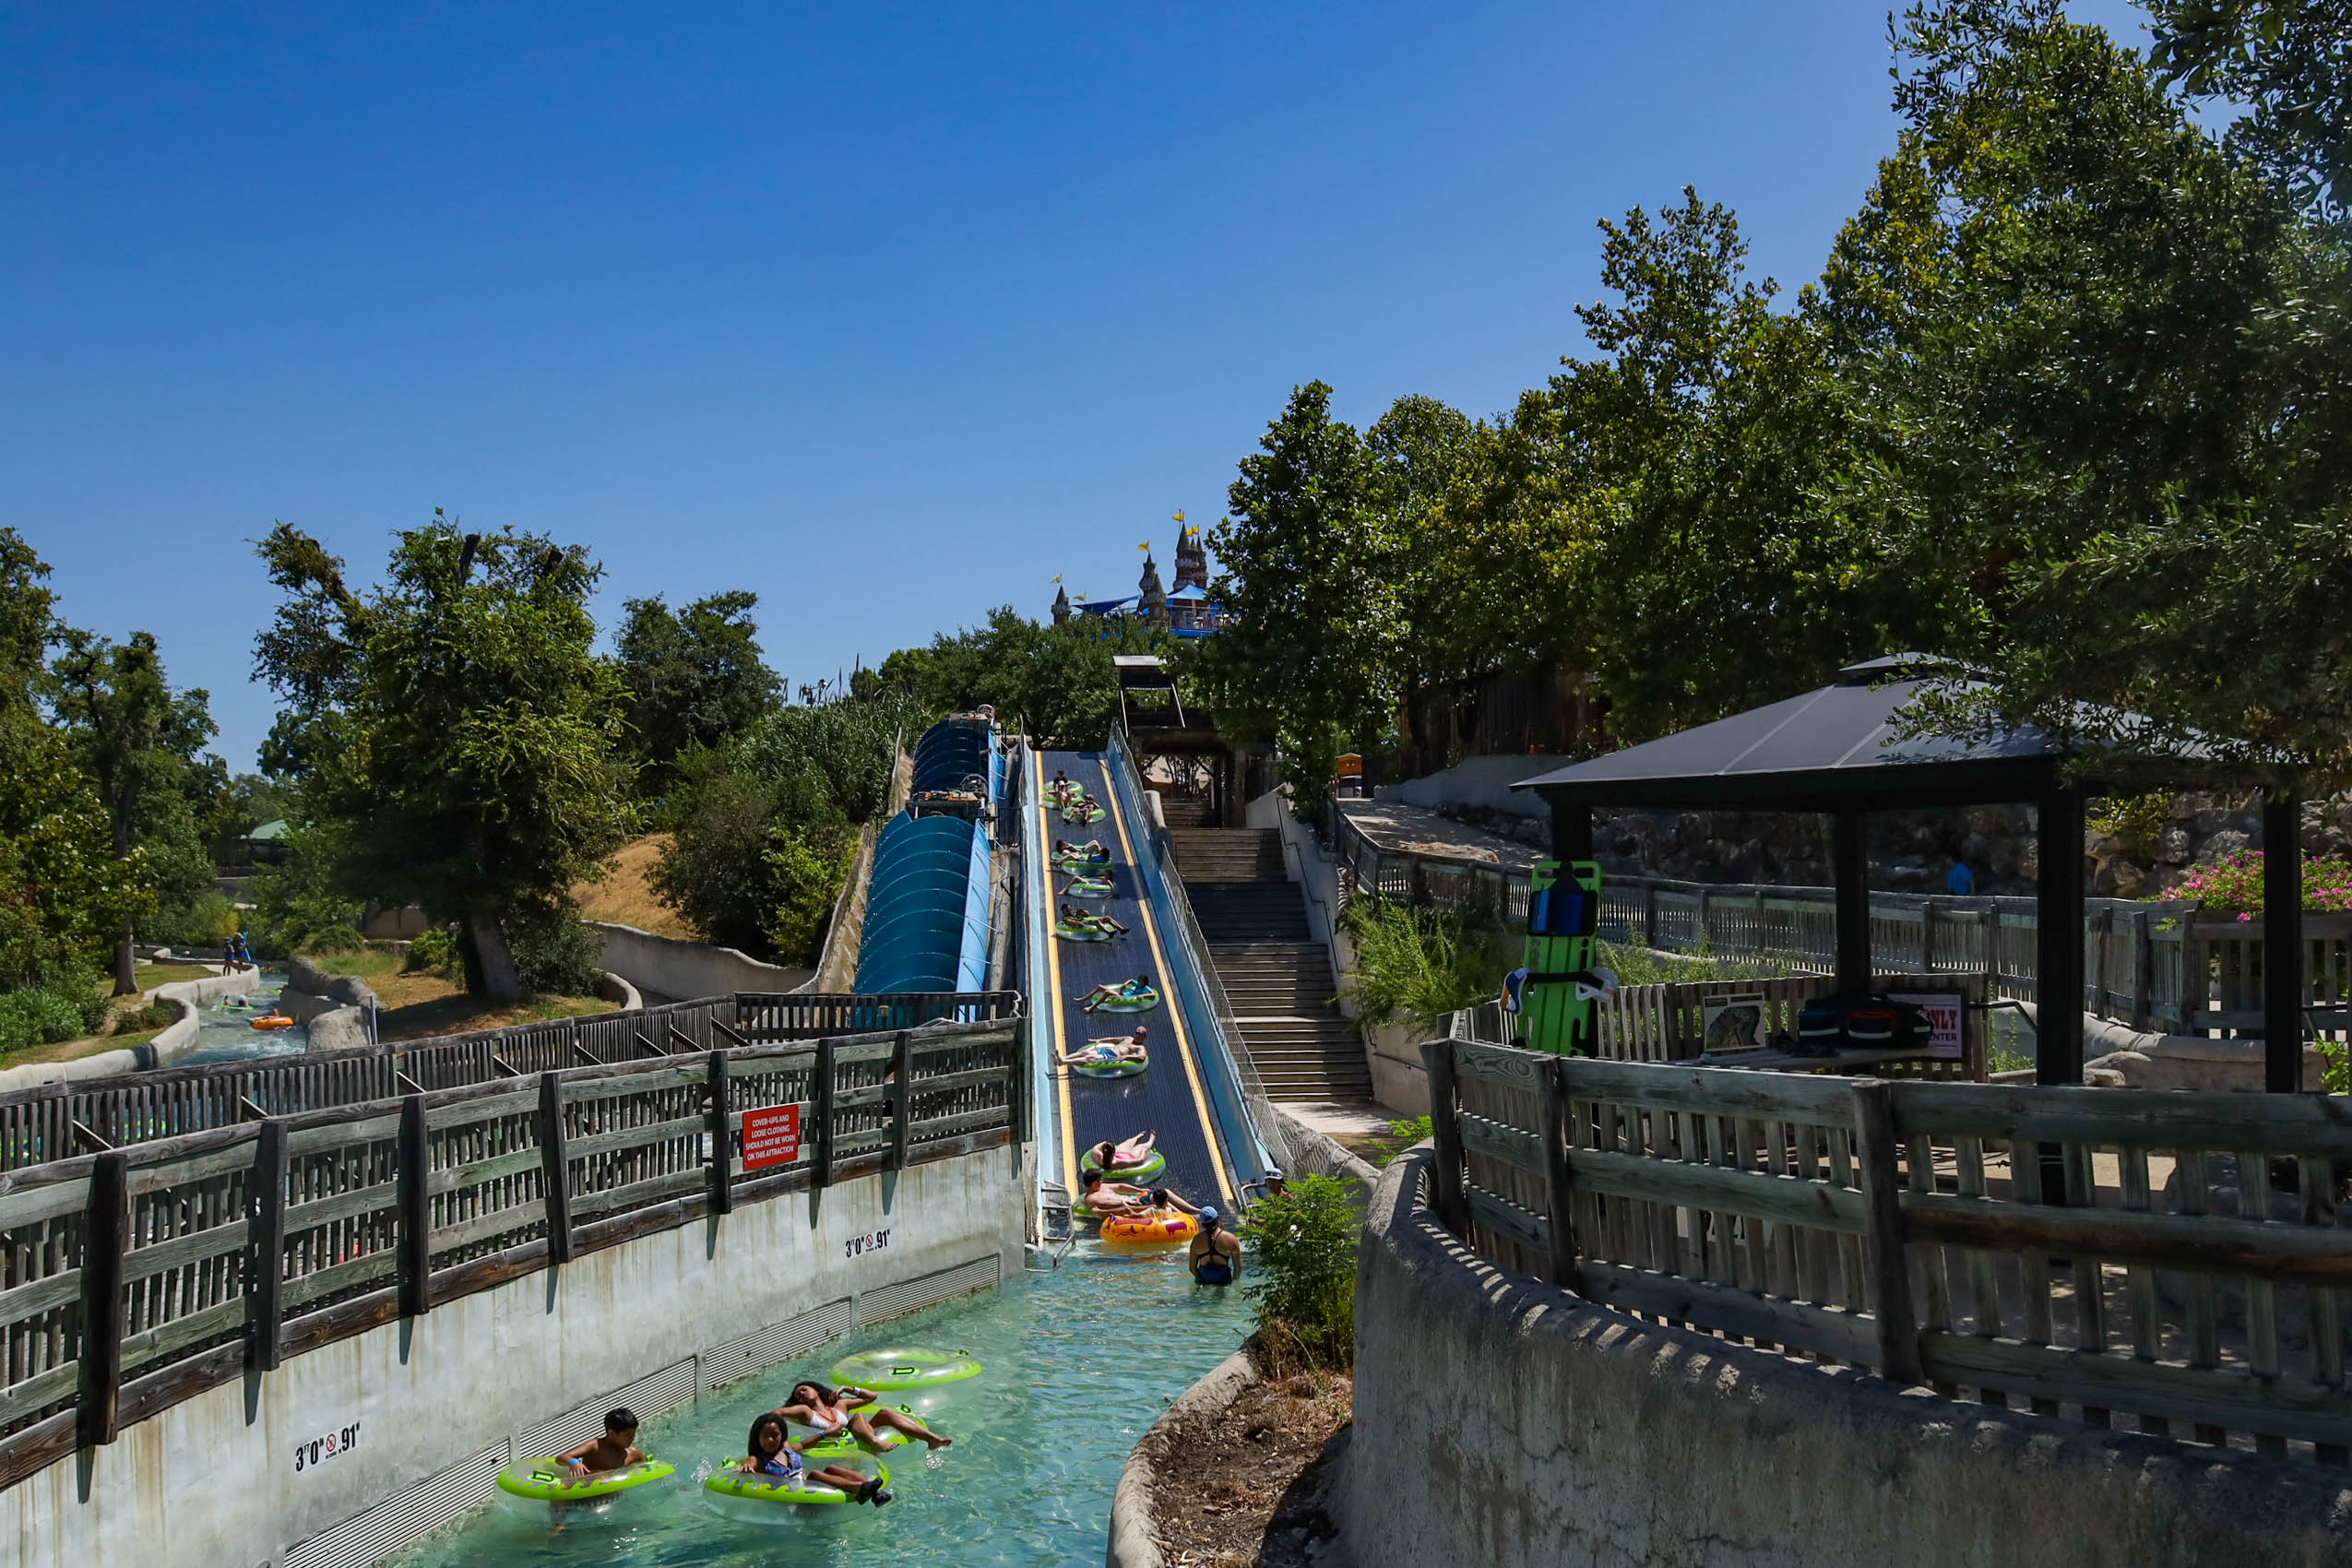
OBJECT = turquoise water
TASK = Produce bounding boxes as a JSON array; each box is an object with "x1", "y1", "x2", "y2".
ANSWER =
[
  {"x1": 183, "y1": 969, "x2": 310, "y2": 1064},
  {"x1": 392, "y1": 1245, "x2": 1248, "y2": 1568}
]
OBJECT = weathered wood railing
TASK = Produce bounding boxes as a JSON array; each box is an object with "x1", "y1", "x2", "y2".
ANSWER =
[
  {"x1": 0, "y1": 992, "x2": 1018, "y2": 1173},
  {"x1": 0, "y1": 1013, "x2": 1024, "y2": 1486},
  {"x1": 1452, "y1": 970, "x2": 1991, "y2": 1081},
  {"x1": 1425, "y1": 1036, "x2": 2352, "y2": 1461},
  {"x1": 1330, "y1": 799, "x2": 2352, "y2": 1040}
]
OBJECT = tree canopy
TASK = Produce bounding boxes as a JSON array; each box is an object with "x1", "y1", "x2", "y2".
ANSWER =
[
  {"x1": 1196, "y1": 0, "x2": 2352, "y2": 795},
  {"x1": 613, "y1": 589, "x2": 778, "y2": 794},
  {"x1": 255, "y1": 514, "x2": 635, "y2": 1000}
]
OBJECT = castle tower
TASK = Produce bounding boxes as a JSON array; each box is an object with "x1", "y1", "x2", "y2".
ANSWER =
[
  {"x1": 1138, "y1": 552, "x2": 1168, "y2": 625},
  {"x1": 1173, "y1": 525, "x2": 1209, "y2": 594},
  {"x1": 1051, "y1": 584, "x2": 1072, "y2": 627}
]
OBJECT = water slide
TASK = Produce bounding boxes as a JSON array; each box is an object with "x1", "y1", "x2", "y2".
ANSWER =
[{"x1": 1022, "y1": 736, "x2": 1277, "y2": 1228}]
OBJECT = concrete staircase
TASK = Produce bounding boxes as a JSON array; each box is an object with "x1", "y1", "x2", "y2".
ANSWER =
[{"x1": 1170, "y1": 829, "x2": 1372, "y2": 1103}]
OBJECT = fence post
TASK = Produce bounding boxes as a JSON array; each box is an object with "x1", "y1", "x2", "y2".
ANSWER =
[
  {"x1": 814, "y1": 1039, "x2": 837, "y2": 1188},
  {"x1": 398, "y1": 1096, "x2": 434, "y2": 1314},
  {"x1": 1921, "y1": 898, "x2": 1940, "y2": 974},
  {"x1": 1644, "y1": 883, "x2": 1660, "y2": 948},
  {"x1": 77, "y1": 1150, "x2": 129, "y2": 1447},
  {"x1": 1421, "y1": 1039, "x2": 1468, "y2": 1236},
  {"x1": 2132, "y1": 909, "x2": 2155, "y2": 1032},
  {"x1": 888, "y1": 1030, "x2": 913, "y2": 1170},
  {"x1": 706, "y1": 1050, "x2": 735, "y2": 1216},
  {"x1": 252, "y1": 1118, "x2": 289, "y2": 1372},
  {"x1": 1538, "y1": 1057, "x2": 1579, "y2": 1291},
  {"x1": 1849, "y1": 1080, "x2": 1922, "y2": 1384},
  {"x1": 537, "y1": 1073, "x2": 574, "y2": 1264},
  {"x1": 1696, "y1": 885, "x2": 1714, "y2": 954}
]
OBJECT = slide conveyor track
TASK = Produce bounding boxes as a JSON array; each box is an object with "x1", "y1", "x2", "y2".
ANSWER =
[{"x1": 1034, "y1": 752, "x2": 1240, "y2": 1212}]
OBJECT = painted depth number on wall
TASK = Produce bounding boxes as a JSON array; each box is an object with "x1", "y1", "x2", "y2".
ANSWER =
[
  {"x1": 294, "y1": 1420, "x2": 361, "y2": 1472},
  {"x1": 845, "y1": 1228, "x2": 891, "y2": 1259}
]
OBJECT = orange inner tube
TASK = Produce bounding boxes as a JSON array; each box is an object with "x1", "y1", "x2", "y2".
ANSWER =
[
  {"x1": 1099, "y1": 1209, "x2": 1199, "y2": 1245},
  {"x1": 249, "y1": 1015, "x2": 297, "y2": 1030}
]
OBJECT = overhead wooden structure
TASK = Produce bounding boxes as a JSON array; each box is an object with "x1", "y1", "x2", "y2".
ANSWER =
[{"x1": 1514, "y1": 657, "x2": 2300, "y2": 1089}]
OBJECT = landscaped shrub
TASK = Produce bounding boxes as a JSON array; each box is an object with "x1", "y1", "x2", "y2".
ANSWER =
[
  {"x1": 302, "y1": 925, "x2": 368, "y2": 956},
  {"x1": 1241, "y1": 1172, "x2": 1359, "y2": 1372},
  {"x1": 1368, "y1": 1115, "x2": 1432, "y2": 1168},
  {"x1": 0, "y1": 973, "x2": 110, "y2": 1054},
  {"x1": 2176, "y1": 849, "x2": 2352, "y2": 916},
  {"x1": 1339, "y1": 895, "x2": 1515, "y2": 1033},
  {"x1": 402, "y1": 927, "x2": 463, "y2": 981},
  {"x1": 505, "y1": 903, "x2": 606, "y2": 996}
]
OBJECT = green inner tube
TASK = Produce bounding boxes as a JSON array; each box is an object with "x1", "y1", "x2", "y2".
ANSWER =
[
  {"x1": 832, "y1": 1348, "x2": 984, "y2": 1391},
  {"x1": 1079, "y1": 1146, "x2": 1166, "y2": 1182},
  {"x1": 1052, "y1": 855, "x2": 1111, "y2": 872},
  {"x1": 1065, "y1": 879, "x2": 1115, "y2": 897},
  {"x1": 1056, "y1": 923, "x2": 1115, "y2": 942},
  {"x1": 1090, "y1": 986, "x2": 1159, "y2": 1012},
  {"x1": 703, "y1": 1454, "x2": 887, "y2": 1506},
  {"x1": 1073, "y1": 1053, "x2": 1148, "y2": 1077},
  {"x1": 794, "y1": 1420, "x2": 909, "y2": 1454},
  {"x1": 1063, "y1": 805, "x2": 1106, "y2": 825},
  {"x1": 497, "y1": 1457, "x2": 674, "y2": 1502}
]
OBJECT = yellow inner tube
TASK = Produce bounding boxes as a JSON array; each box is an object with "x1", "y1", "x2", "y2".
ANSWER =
[{"x1": 1099, "y1": 1208, "x2": 1199, "y2": 1245}]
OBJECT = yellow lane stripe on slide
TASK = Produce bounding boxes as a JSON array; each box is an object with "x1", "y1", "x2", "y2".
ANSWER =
[
  {"x1": 1100, "y1": 761, "x2": 1235, "y2": 1205},
  {"x1": 1042, "y1": 793, "x2": 1080, "y2": 1202}
]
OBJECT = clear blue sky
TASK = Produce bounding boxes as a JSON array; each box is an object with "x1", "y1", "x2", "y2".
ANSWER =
[{"x1": 3, "y1": 1, "x2": 2148, "y2": 769}]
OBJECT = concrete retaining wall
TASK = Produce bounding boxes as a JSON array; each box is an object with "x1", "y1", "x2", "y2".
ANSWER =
[
  {"x1": 2, "y1": 1139, "x2": 1028, "y2": 1568},
  {"x1": 590, "y1": 921, "x2": 814, "y2": 1001},
  {"x1": 1371, "y1": 754, "x2": 1562, "y2": 822},
  {"x1": 0, "y1": 969, "x2": 265, "y2": 1094},
  {"x1": 1348, "y1": 1147, "x2": 2352, "y2": 1568},
  {"x1": 1106, "y1": 1348, "x2": 1259, "y2": 1568}
]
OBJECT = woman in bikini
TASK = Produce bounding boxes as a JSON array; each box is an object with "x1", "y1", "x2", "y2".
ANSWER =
[{"x1": 776, "y1": 1381, "x2": 953, "y2": 1452}]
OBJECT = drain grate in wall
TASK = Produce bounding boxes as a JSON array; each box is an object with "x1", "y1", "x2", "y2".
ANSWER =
[
  {"x1": 514, "y1": 1359, "x2": 699, "y2": 1462},
  {"x1": 703, "y1": 1299, "x2": 854, "y2": 1391},
  {"x1": 857, "y1": 1255, "x2": 1000, "y2": 1326},
  {"x1": 283, "y1": 1442, "x2": 507, "y2": 1568}
]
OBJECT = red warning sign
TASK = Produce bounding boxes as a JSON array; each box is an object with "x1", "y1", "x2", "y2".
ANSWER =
[{"x1": 742, "y1": 1104, "x2": 802, "y2": 1170}]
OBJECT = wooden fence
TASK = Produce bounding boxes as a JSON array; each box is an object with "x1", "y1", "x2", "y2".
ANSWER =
[
  {"x1": 0, "y1": 992, "x2": 1018, "y2": 1174},
  {"x1": 0, "y1": 1012, "x2": 1024, "y2": 1489},
  {"x1": 1424, "y1": 1037, "x2": 2352, "y2": 1461},
  {"x1": 1328, "y1": 800, "x2": 2352, "y2": 1040},
  {"x1": 1452, "y1": 970, "x2": 1992, "y2": 1080}
]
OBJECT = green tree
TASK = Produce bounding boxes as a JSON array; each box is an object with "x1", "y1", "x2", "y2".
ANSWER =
[
  {"x1": 44, "y1": 629, "x2": 219, "y2": 993},
  {"x1": 875, "y1": 607, "x2": 1137, "y2": 749},
  {"x1": 2149, "y1": 0, "x2": 2352, "y2": 211},
  {"x1": 652, "y1": 695, "x2": 919, "y2": 961},
  {"x1": 1194, "y1": 382, "x2": 1401, "y2": 802},
  {"x1": 255, "y1": 515, "x2": 636, "y2": 1000},
  {"x1": 1830, "y1": 2, "x2": 2352, "y2": 786},
  {"x1": 0, "y1": 529, "x2": 143, "y2": 992},
  {"x1": 613, "y1": 590, "x2": 779, "y2": 794}
]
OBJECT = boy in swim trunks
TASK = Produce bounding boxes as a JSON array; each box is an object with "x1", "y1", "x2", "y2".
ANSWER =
[
  {"x1": 558, "y1": 1408, "x2": 647, "y2": 1479},
  {"x1": 1080, "y1": 1168, "x2": 1201, "y2": 1219}
]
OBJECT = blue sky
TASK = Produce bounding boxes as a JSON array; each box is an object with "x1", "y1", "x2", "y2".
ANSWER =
[{"x1": 3, "y1": 1, "x2": 2148, "y2": 768}]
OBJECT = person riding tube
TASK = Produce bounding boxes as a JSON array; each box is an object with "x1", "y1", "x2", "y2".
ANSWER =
[
  {"x1": 742, "y1": 1412, "x2": 891, "y2": 1505},
  {"x1": 776, "y1": 1381, "x2": 952, "y2": 1453}
]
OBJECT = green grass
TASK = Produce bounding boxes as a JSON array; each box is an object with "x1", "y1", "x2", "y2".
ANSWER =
[{"x1": 0, "y1": 1023, "x2": 170, "y2": 1073}]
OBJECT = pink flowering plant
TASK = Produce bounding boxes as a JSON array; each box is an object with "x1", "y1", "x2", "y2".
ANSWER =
[{"x1": 2175, "y1": 850, "x2": 2352, "y2": 918}]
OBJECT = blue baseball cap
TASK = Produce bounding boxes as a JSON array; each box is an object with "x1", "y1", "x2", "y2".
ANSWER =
[{"x1": 1199, "y1": 1206, "x2": 1219, "y2": 1222}]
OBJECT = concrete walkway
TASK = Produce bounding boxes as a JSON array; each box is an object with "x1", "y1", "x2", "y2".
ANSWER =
[{"x1": 1336, "y1": 799, "x2": 1540, "y2": 870}]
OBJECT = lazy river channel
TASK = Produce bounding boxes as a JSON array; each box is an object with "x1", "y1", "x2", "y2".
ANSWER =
[{"x1": 391, "y1": 1245, "x2": 1248, "y2": 1568}]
